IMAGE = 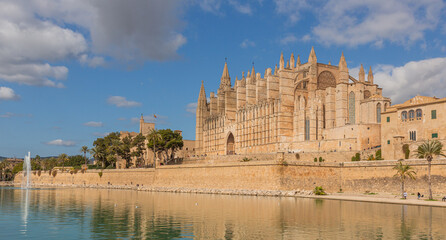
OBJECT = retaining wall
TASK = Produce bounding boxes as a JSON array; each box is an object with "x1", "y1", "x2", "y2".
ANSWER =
[{"x1": 15, "y1": 159, "x2": 446, "y2": 195}]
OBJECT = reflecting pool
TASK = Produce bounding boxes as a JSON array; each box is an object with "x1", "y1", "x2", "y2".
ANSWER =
[{"x1": 0, "y1": 187, "x2": 445, "y2": 239}]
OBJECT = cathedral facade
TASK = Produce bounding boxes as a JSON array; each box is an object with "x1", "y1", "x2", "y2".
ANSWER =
[{"x1": 195, "y1": 48, "x2": 391, "y2": 156}]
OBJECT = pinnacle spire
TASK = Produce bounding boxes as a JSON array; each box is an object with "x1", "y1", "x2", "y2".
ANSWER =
[
  {"x1": 199, "y1": 80, "x2": 206, "y2": 100},
  {"x1": 274, "y1": 64, "x2": 278, "y2": 75},
  {"x1": 368, "y1": 66, "x2": 374, "y2": 84},
  {"x1": 280, "y1": 52, "x2": 285, "y2": 70},
  {"x1": 308, "y1": 46, "x2": 317, "y2": 63},
  {"x1": 220, "y1": 61, "x2": 231, "y2": 89},
  {"x1": 339, "y1": 52, "x2": 347, "y2": 71},
  {"x1": 290, "y1": 53, "x2": 295, "y2": 69},
  {"x1": 297, "y1": 55, "x2": 301, "y2": 66},
  {"x1": 359, "y1": 64, "x2": 365, "y2": 82},
  {"x1": 221, "y1": 61, "x2": 230, "y2": 79},
  {"x1": 251, "y1": 64, "x2": 256, "y2": 81}
]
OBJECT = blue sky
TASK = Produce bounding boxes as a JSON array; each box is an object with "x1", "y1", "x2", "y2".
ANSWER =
[{"x1": 1, "y1": 0, "x2": 446, "y2": 157}]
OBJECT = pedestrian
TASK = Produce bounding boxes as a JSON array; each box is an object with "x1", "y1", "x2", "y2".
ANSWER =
[
  {"x1": 403, "y1": 192, "x2": 407, "y2": 199},
  {"x1": 417, "y1": 192, "x2": 421, "y2": 200}
]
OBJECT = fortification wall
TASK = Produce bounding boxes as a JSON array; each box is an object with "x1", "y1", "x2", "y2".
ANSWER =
[{"x1": 16, "y1": 159, "x2": 446, "y2": 195}]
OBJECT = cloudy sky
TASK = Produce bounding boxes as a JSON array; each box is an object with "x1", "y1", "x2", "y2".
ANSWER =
[{"x1": 1, "y1": 0, "x2": 446, "y2": 157}]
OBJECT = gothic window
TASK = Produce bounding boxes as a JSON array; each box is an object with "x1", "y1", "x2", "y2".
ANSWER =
[
  {"x1": 305, "y1": 118, "x2": 310, "y2": 140},
  {"x1": 323, "y1": 105, "x2": 326, "y2": 129},
  {"x1": 376, "y1": 103, "x2": 381, "y2": 123},
  {"x1": 348, "y1": 91, "x2": 355, "y2": 124},
  {"x1": 409, "y1": 110, "x2": 415, "y2": 121},
  {"x1": 409, "y1": 131, "x2": 417, "y2": 141},
  {"x1": 364, "y1": 90, "x2": 371, "y2": 99},
  {"x1": 401, "y1": 111, "x2": 407, "y2": 122},
  {"x1": 416, "y1": 109, "x2": 422, "y2": 120},
  {"x1": 317, "y1": 71, "x2": 336, "y2": 90}
]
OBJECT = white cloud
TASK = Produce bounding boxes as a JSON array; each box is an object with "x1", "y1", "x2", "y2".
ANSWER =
[
  {"x1": 275, "y1": 0, "x2": 445, "y2": 47},
  {"x1": 186, "y1": 102, "x2": 198, "y2": 114},
  {"x1": 0, "y1": 0, "x2": 187, "y2": 87},
  {"x1": 45, "y1": 139, "x2": 76, "y2": 147},
  {"x1": 228, "y1": 0, "x2": 252, "y2": 15},
  {"x1": 274, "y1": 0, "x2": 310, "y2": 23},
  {"x1": 199, "y1": 0, "x2": 253, "y2": 15},
  {"x1": 0, "y1": 87, "x2": 20, "y2": 101},
  {"x1": 280, "y1": 35, "x2": 298, "y2": 45},
  {"x1": 373, "y1": 57, "x2": 446, "y2": 104},
  {"x1": 0, "y1": 112, "x2": 31, "y2": 118},
  {"x1": 83, "y1": 121, "x2": 103, "y2": 127},
  {"x1": 240, "y1": 39, "x2": 255, "y2": 48},
  {"x1": 93, "y1": 132, "x2": 109, "y2": 137},
  {"x1": 107, "y1": 96, "x2": 141, "y2": 108}
]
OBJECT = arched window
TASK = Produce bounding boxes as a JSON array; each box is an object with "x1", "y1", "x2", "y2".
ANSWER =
[
  {"x1": 401, "y1": 111, "x2": 407, "y2": 122},
  {"x1": 409, "y1": 110, "x2": 415, "y2": 121},
  {"x1": 348, "y1": 91, "x2": 355, "y2": 124},
  {"x1": 416, "y1": 109, "x2": 422, "y2": 120},
  {"x1": 376, "y1": 103, "x2": 381, "y2": 123}
]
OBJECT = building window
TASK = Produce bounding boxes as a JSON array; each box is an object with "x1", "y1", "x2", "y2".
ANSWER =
[
  {"x1": 432, "y1": 110, "x2": 437, "y2": 119},
  {"x1": 416, "y1": 109, "x2": 422, "y2": 120},
  {"x1": 376, "y1": 103, "x2": 381, "y2": 123},
  {"x1": 387, "y1": 140, "x2": 390, "y2": 144},
  {"x1": 409, "y1": 131, "x2": 417, "y2": 141},
  {"x1": 305, "y1": 118, "x2": 310, "y2": 140},
  {"x1": 409, "y1": 110, "x2": 415, "y2": 121},
  {"x1": 348, "y1": 91, "x2": 355, "y2": 124},
  {"x1": 401, "y1": 111, "x2": 407, "y2": 122},
  {"x1": 432, "y1": 133, "x2": 438, "y2": 138},
  {"x1": 387, "y1": 116, "x2": 390, "y2": 122}
]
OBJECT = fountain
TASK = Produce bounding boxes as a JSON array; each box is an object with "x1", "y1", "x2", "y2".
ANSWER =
[{"x1": 22, "y1": 152, "x2": 31, "y2": 189}]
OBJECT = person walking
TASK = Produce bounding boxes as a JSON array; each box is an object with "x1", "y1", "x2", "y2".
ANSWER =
[
  {"x1": 403, "y1": 192, "x2": 407, "y2": 199},
  {"x1": 417, "y1": 192, "x2": 421, "y2": 200}
]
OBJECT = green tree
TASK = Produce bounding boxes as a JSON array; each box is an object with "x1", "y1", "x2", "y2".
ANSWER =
[
  {"x1": 118, "y1": 135, "x2": 133, "y2": 168},
  {"x1": 414, "y1": 140, "x2": 446, "y2": 200},
  {"x1": 58, "y1": 153, "x2": 68, "y2": 170},
  {"x1": 147, "y1": 129, "x2": 163, "y2": 167},
  {"x1": 393, "y1": 161, "x2": 416, "y2": 199},
  {"x1": 149, "y1": 129, "x2": 184, "y2": 164},
  {"x1": 67, "y1": 155, "x2": 85, "y2": 167},
  {"x1": 92, "y1": 138, "x2": 107, "y2": 168},
  {"x1": 132, "y1": 134, "x2": 146, "y2": 167},
  {"x1": 104, "y1": 132, "x2": 121, "y2": 168},
  {"x1": 81, "y1": 146, "x2": 89, "y2": 165}
]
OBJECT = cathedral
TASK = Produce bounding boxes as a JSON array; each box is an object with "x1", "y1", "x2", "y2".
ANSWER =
[{"x1": 195, "y1": 47, "x2": 391, "y2": 156}]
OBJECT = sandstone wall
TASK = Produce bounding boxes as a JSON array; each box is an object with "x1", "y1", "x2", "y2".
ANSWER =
[{"x1": 16, "y1": 159, "x2": 446, "y2": 195}]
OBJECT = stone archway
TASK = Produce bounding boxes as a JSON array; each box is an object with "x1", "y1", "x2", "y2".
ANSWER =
[{"x1": 226, "y1": 132, "x2": 235, "y2": 155}]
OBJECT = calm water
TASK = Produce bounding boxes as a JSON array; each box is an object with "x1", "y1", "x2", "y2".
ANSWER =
[{"x1": 1, "y1": 187, "x2": 445, "y2": 239}]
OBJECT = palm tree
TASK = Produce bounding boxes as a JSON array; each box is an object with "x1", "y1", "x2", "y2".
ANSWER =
[
  {"x1": 58, "y1": 153, "x2": 68, "y2": 171},
  {"x1": 147, "y1": 129, "x2": 162, "y2": 168},
  {"x1": 80, "y1": 146, "x2": 89, "y2": 166},
  {"x1": 415, "y1": 140, "x2": 446, "y2": 200},
  {"x1": 393, "y1": 161, "x2": 416, "y2": 199}
]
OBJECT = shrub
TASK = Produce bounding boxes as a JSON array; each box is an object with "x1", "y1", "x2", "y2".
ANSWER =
[
  {"x1": 241, "y1": 157, "x2": 252, "y2": 162},
  {"x1": 295, "y1": 153, "x2": 300, "y2": 160},
  {"x1": 314, "y1": 157, "x2": 317, "y2": 162},
  {"x1": 281, "y1": 160, "x2": 289, "y2": 166},
  {"x1": 73, "y1": 169, "x2": 78, "y2": 174},
  {"x1": 69, "y1": 170, "x2": 74, "y2": 175},
  {"x1": 106, "y1": 165, "x2": 114, "y2": 169},
  {"x1": 52, "y1": 170, "x2": 57, "y2": 177},
  {"x1": 318, "y1": 157, "x2": 324, "y2": 162},
  {"x1": 402, "y1": 144, "x2": 410, "y2": 159},
  {"x1": 98, "y1": 171, "x2": 103, "y2": 178},
  {"x1": 367, "y1": 155, "x2": 375, "y2": 161},
  {"x1": 37, "y1": 170, "x2": 41, "y2": 176},
  {"x1": 375, "y1": 149, "x2": 383, "y2": 160},
  {"x1": 351, "y1": 153, "x2": 361, "y2": 161},
  {"x1": 314, "y1": 186, "x2": 327, "y2": 195}
]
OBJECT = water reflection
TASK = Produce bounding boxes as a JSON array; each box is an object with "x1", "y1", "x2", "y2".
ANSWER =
[{"x1": 0, "y1": 187, "x2": 446, "y2": 239}]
